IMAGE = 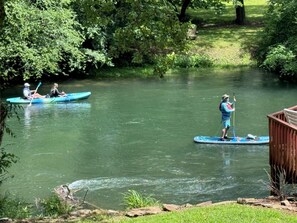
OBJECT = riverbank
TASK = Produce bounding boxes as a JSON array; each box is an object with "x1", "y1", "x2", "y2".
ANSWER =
[{"x1": 3, "y1": 197, "x2": 297, "y2": 222}]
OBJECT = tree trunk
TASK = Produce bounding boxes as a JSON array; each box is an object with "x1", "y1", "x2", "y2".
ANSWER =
[
  {"x1": 0, "y1": 102, "x2": 8, "y2": 145},
  {"x1": 0, "y1": 0, "x2": 5, "y2": 27},
  {"x1": 235, "y1": 0, "x2": 245, "y2": 25},
  {"x1": 179, "y1": 0, "x2": 191, "y2": 22}
]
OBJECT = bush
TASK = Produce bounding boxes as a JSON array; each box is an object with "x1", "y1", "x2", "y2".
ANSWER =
[
  {"x1": 38, "y1": 193, "x2": 73, "y2": 217},
  {"x1": 262, "y1": 45, "x2": 297, "y2": 80},
  {"x1": 0, "y1": 193, "x2": 32, "y2": 219},
  {"x1": 255, "y1": 0, "x2": 297, "y2": 80},
  {"x1": 174, "y1": 55, "x2": 213, "y2": 68}
]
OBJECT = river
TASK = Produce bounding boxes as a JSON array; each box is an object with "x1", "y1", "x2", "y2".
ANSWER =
[{"x1": 1, "y1": 68, "x2": 296, "y2": 210}]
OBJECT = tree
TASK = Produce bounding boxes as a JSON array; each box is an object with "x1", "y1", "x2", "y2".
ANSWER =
[
  {"x1": 234, "y1": 0, "x2": 245, "y2": 25},
  {"x1": 174, "y1": 0, "x2": 246, "y2": 25},
  {"x1": 72, "y1": 0, "x2": 189, "y2": 70},
  {"x1": 0, "y1": 0, "x2": 4, "y2": 26},
  {"x1": 0, "y1": 0, "x2": 190, "y2": 81},
  {"x1": 0, "y1": 0, "x2": 88, "y2": 82},
  {"x1": 175, "y1": 0, "x2": 226, "y2": 22}
]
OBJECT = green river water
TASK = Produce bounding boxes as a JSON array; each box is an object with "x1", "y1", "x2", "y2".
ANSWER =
[{"x1": 1, "y1": 68, "x2": 297, "y2": 210}]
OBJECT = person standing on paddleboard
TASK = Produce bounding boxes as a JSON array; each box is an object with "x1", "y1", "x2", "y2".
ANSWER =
[{"x1": 219, "y1": 94, "x2": 236, "y2": 141}]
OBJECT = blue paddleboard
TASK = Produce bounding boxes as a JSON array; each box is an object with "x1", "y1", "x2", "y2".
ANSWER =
[{"x1": 193, "y1": 136, "x2": 269, "y2": 145}]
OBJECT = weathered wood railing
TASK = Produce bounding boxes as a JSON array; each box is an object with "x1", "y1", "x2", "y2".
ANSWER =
[{"x1": 267, "y1": 105, "x2": 297, "y2": 194}]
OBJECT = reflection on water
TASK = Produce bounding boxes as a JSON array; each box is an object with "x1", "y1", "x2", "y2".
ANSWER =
[
  {"x1": 23, "y1": 102, "x2": 91, "y2": 128},
  {"x1": 1, "y1": 68, "x2": 296, "y2": 210}
]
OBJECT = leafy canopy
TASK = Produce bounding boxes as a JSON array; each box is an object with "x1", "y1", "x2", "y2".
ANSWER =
[
  {"x1": 0, "y1": 0, "x2": 190, "y2": 81},
  {"x1": 0, "y1": 0, "x2": 86, "y2": 81}
]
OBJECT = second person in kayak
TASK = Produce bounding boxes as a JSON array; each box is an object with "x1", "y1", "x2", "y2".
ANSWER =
[{"x1": 50, "y1": 83, "x2": 67, "y2": 97}]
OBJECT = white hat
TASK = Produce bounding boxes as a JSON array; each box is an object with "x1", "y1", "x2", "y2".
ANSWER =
[
  {"x1": 222, "y1": 94, "x2": 229, "y2": 100},
  {"x1": 24, "y1": 83, "x2": 30, "y2": 87}
]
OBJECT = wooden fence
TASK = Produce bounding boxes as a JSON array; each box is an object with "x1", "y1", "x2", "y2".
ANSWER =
[{"x1": 267, "y1": 105, "x2": 297, "y2": 194}]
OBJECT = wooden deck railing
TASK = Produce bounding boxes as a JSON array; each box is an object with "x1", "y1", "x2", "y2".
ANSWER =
[{"x1": 267, "y1": 105, "x2": 297, "y2": 193}]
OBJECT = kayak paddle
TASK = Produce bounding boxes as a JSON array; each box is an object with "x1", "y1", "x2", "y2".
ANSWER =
[{"x1": 29, "y1": 82, "x2": 42, "y2": 106}]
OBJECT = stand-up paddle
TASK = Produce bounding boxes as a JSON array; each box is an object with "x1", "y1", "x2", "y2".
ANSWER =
[
  {"x1": 232, "y1": 93, "x2": 236, "y2": 138},
  {"x1": 29, "y1": 82, "x2": 42, "y2": 106}
]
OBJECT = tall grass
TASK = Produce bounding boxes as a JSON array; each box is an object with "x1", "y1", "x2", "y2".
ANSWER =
[{"x1": 122, "y1": 190, "x2": 160, "y2": 209}]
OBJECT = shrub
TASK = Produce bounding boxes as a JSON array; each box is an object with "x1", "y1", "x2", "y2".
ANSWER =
[
  {"x1": 0, "y1": 193, "x2": 32, "y2": 219},
  {"x1": 174, "y1": 54, "x2": 213, "y2": 68},
  {"x1": 38, "y1": 193, "x2": 73, "y2": 217},
  {"x1": 262, "y1": 44, "x2": 297, "y2": 80},
  {"x1": 255, "y1": 0, "x2": 297, "y2": 80}
]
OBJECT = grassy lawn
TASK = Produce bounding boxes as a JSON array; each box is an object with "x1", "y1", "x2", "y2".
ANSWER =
[
  {"x1": 189, "y1": 0, "x2": 268, "y2": 25},
  {"x1": 79, "y1": 203, "x2": 297, "y2": 223},
  {"x1": 187, "y1": 26, "x2": 261, "y2": 67},
  {"x1": 186, "y1": 0, "x2": 268, "y2": 67}
]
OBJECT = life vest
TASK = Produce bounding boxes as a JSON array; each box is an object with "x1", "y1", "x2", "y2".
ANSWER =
[{"x1": 219, "y1": 102, "x2": 232, "y2": 111}]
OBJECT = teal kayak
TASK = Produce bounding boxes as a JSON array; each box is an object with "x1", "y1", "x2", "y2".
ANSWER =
[
  {"x1": 193, "y1": 135, "x2": 269, "y2": 145},
  {"x1": 6, "y1": 92, "x2": 91, "y2": 104}
]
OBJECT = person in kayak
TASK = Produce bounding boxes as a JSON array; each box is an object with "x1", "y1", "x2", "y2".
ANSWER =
[
  {"x1": 23, "y1": 83, "x2": 45, "y2": 99},
  {"x1": 219, "y1": 94, "x2": 235, "y2": 141},
  {"x1": 50, "y1": 83, "x2": 67, "y2": 97}
]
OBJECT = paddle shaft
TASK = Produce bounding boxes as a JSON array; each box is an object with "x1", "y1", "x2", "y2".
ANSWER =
[
  {"x1": 232, "y1": 94, "x2": 236, "y2": 137},
  {"x1": 29, "y1": 82, "x2": 42, "y2": 106}
]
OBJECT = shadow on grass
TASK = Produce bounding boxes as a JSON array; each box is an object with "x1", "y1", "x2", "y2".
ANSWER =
[
  {"x1": 189, "y1": 4, "x2": 267, "y2": 27},
  {"x1": 192, "y1": 26, "x2": 261, "y2": 52}
]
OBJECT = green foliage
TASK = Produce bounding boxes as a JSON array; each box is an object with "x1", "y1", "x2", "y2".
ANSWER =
[
  {"x1": 153, "y1": 53, "x2": 176, "y2": 78},
  {"x1": 174, "y1": 54, "x2": 213, "y2": 68},
  {"x1": 108, "y1": 1, "x2": 189, "y2": 67},
  {"x1": 38, "y1": 193, "x2": 73, "y2": 216},
  {"x1": 74, "y1": 0, "x2": 189, "y2": 69},
  {"x1": 0, "y1": 0, "x2": 85, "y2": 81},
  {"x1": 0, "y1": 193, "x2": 32, "y2": 219},
  {"x1": 0, "y1": 0, "x2": 190, "y2": 81},
  {"x1": 256, "y1": 0, "x2": 297, "y2": 80},
  {"x1": 0, "y1": 147, "x2": 18, "y2": 183},
  {"x1": 262, "y1": 45, "x2": 297, "y2": 79},
  {"x1": 122, "y1": 190, "x2": 160, "y2": 209},
  {"x1": 71, "y1": 0, "x2": 114, "y2": 68},
  {"x1": 0, "y1": 102, "x2": 20, "y2": 184}
]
